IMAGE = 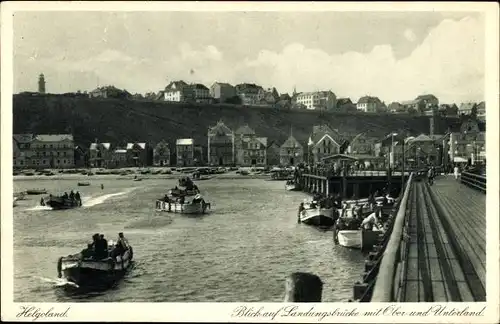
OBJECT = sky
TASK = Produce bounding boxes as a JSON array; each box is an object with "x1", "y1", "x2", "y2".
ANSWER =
[{"x1": 13, "y1": 11, "x2": 485, "y2": 104}]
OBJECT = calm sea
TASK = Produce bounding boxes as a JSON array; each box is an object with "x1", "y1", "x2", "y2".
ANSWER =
[{"x1": 13, "y1": 177, "x2": 365, "y2": 302}]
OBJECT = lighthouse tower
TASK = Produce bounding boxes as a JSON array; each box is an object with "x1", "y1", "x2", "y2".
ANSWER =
[{"x1": 38, "y1": 73, "x2": 46, "y2": 94}]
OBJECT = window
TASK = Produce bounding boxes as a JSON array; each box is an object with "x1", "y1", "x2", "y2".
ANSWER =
[
  {"x1": 20, "y1": 160, "x2": 24, "y2": 165},
  {"x1": 43, "y1": 145, "x2": 46, "y2": 149},
  {"x1": 43, "y1": 160, "x2": 46, "y2": 164},
  {"x1": 57, "y1": 160, "x2": 60, "y2": 164}
]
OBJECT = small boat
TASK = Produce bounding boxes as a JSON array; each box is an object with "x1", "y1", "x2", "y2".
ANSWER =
[
  {"x1": 41, "y1": 196, "x2": 82, "y2": 210},
  {"x1": 26, "y1": 188, "x2": 48, "y2": 195},
  {"x1": 270, "y1": 169, "x2": 294, "y2": 181},
  {"x1": 285, "y1": 180, "x2": 301, "y2": 191},
  {"x1": 155, "y1": 194, "x2": 211, "y2": 214},
  {"x1": 57, "y1": 241, "x2": 133, "y2": 287},
  {"x1": 337, "y1": 229, "x2": 384, "y2": 250},
  {"x1": 299, "y1": 201, "x2": 335, "y2": 226},
  {"x1": 78, "y1": 181, "x2": 90, "y2": 186},
  {"x1": 14, "y1": 191, "x2": 26, "y2": 200},
  {"x1": 133, "y1": 178, "x2": 142, "y2": 181}
]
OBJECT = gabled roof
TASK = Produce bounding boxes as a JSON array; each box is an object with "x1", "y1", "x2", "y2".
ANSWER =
[
  {"x1": 154, "y1": 140, "x2": 170, "y2": 149},
  {"x1": 257, "y1": 137, "x2": 267, "y2": 147},
  {"x1": 309, "y1": 125, "x2": 344, "y2": 146},
  {"x1": 476, "y1": 101, "x2": 485, "y2": 111},
  {"x1": 313, "y1": 133, "x2": 341, "y2": 148},
  {"x1": 336, "y1": 98, "x2": 353, "y2": 106},
  {"x1": 281, "y1": 135, "x2": 303, "y2": 149},
  {"x1": 235, "y1": 125, "x2": 256, "y2": 136},
  {"x1": 192, "y1": 83, "x2": 209, "y2": 90},
  {"x1": 90, "y1": 143, "x2": 111, "y2": 150},
  {"x1": 208, "y1": 120, "x2": 233, "y2": 135},
  {"x1": 165, "y1": 80, "x2": 188, "y2": 91},
  {"x1": 211, "y1": 82, "x2": 234, "y2": 88},
  {"x1": 415, "y1": 94, "x2": 437, "y2": 101},
  {"x1": 126, "y1": 142, "x2": 146, "y2": 150},
  {"x1": 357, "y1": 96, "x2": 381, "y2": 104},
  {"x1": 459, "y1": 102, "x2": 476, "y2": 111},
  {"x1": 401, "y1": 100, "x2": 420, "y2": 105},
  {"x1": 34, "y1": 134, "x2": 74, "y2": 142},
  {"x1": 176, "y1": 138, "x2": 193, "y2": 146},
  {"x1": 409, "y1": 134, "x2": 434, "y2": 142}
]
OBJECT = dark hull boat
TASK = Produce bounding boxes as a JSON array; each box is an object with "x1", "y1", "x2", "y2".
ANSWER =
[
  {"x1": 26, "y1": 188, "x2": 47, "y2": 195},
  {"x1": 57, "y1": 246, "x2": 133, "y2": 288},
  {"x1": 77, "y1": 182, "x2": 90, "y2": 186},
  {"x1": 42, "y1": 197, "x2": 82, "y2": 210}
]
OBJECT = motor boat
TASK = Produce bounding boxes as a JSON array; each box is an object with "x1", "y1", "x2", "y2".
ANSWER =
[{"x1": 155, "y1": 194, "x2": 211, "y2": 214}]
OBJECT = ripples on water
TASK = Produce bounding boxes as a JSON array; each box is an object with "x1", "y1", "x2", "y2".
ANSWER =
[{"x1": 13, "y1": 178, "x2": 366, "y2": 302}]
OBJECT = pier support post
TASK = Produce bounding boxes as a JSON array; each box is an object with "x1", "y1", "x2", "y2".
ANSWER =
[{"x1": 284, "y1": 272, "x2": 323, "y2": 302}]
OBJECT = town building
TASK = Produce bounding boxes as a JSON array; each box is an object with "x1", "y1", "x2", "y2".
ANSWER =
[
  {"x1": 357, "y1": 96, "x2": 383, "y2": 113},
  {"x1": 153, "y1": 141, "x2": 171, "y2": 166},
  {"x1": 336, "y1": 98, "x2": 357, "y2": 112},
  {"x1": 401, "y1": 99, "x2": 422, "y2": 113},
  {"x1": 388, "y1": 102, "x2": 406, "y2": 113},
  {"x1": 476, "y1": 101, "x2": 486, "y2": 120},
  {"x1": 280, "y1": 135, "x2": 304, "y2": 166},
  {"x1": 176, "y1": 138, "x2": 195, "y2": 167},
  {"x1": 110, "y1": 148, "x2": 128, "y2": 168},
  {"x1": 89, "y1": 142, "x2": 112, "y2": 168},
  {"x1": 193, "y1": 145, "x2": 205, "y2": 165},
  {"x1": 74, "y1": 146, "x2": 87, "y2": 168},
  {"x1": 235, "y1": 83, "x2": 264, "y2": 105},
  {"x1": 207, "y1": 120, "x2": 234, "y2": 166},
  {"x1": 89, "y1": 86, "x2": 131, "y2": 99},
  {"x1": 38, "y1": 73, "x2": 46, "y2": 94},
  {"x1": 346, "y1": 133, "x2": 374, "y2": 155},
  {"x1": 458, "y1": 102, "x2": 477, "y2": 116},
  {"x1": 15, "y1": 134, "x2": 75, "y2": 169},
  {"x1": 126, "y1": 142, "x2": 149, "y2": 167},
  {"x1": 438, "y1": 104, "x2": 459, "y2": 117},
  {"x1": 415, "y1": 94, "x2": 439, "y2": 108},
  {"x1": 447, "y1": 118, "x2": 486, "y2": 165},
  {"x1": 191, "y1": 84, "x2": 213, "y2": 103},
  {"x1": 296, "y1": 91, "x2": 336, "y2": 110},
  {"x1": 308, "y1": 125, "x2": 345, "y2": 164},
  {"x1": 405, "y1": 134, "x2": 443, "y2": 168},
  {"x1": 266, "y1": 141, "x2": 281, "y2": 166},
  {"x1": 234, "y1": 125, "x2": 267, "y2": 166},
  {"x1": 13, "y1": 134, "x2": 33, "y2": 169},
  {"x1": 163, "y1": 80, "x2": 194, "y2": 102},
  {"x1": 210, "y1": 82, "x2": 236, "y2": 103}
]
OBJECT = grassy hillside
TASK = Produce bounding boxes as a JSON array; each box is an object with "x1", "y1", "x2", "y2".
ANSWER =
[{"x1": 13, "y1": 94, "x2": 459, "y2": 149}]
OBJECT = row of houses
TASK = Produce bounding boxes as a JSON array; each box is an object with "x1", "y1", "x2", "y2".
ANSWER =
[{"x1": 13, "y1": 116, "x2": 485, "y2": 170}]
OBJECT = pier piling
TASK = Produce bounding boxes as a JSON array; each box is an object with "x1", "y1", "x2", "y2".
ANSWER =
[{"x1": 284, "y1": 272, "x2": 323, "y2": 302}]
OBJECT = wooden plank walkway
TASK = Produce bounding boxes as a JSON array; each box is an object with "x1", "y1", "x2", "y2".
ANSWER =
[{"x1": 426, "y1": 175, "x2": 486, "y2": 300}]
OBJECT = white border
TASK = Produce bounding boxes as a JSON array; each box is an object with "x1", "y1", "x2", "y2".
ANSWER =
[{"x1": 1, "y1": 2, "x2": 499, "y2": 323}]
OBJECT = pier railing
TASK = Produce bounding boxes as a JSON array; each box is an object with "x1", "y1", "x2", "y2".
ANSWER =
[
  {"x1": 302, "y1": 168, "x2": 413, "y2": 178},
  {"x1": 370, "y1": 172, "x2": 414, "y2": 302},
  {"x1": 460, "y1": 171, "x2": 486, "y2": 193}
]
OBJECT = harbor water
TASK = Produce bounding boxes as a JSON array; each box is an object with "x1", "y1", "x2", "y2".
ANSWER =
[{"x1": 13, "y1": 177, "x2": 365, "y2": 302}]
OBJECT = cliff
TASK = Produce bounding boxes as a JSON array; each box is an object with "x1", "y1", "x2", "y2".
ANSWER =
[{"x1": 13, "y1": 94, "x2": 460, "y2": 149}]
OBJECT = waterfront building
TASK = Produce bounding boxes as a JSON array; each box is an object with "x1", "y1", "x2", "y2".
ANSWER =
[
  {"x1": 74, "y1": 146, "x2": 87, "y2": 168},
  {"x1": 234, "y1": 125, "x2": 267, "y2": 166},
  {"x1": 207, "y1": 120, "x2": 234, "y2": 166},
  {"x1": 176, "y1": 138, "x2": 195, "y2": 167},
  {"x1": 15, "y1": 134, "x2": 75, "y2": 169},
  {"x1": 210, "y1": 82, "x2": 236, "y2": 103},
  {"x1": 448, "y1": 118, "x2": 486, "y2": 165},
  {"x1": 280, "y1": 135, "x2": 304, "y2": 166},
  {"x1": 110, "y1": 148, "x2": 128, "y2": 168},
  {"x1": 346, "y1": 133, "x2": 374, "y2": 155},
  {"x1": 405, "y1": 134, "x2": 443, "y2": 168},
  {"x1": 356, "y1": 96, "x2": 383, "y2": 113},
  {"x1": 308, "y1": 125, "x2": 345, "y2": 164},
  {"x1": 89, "y1": 141, "x2": 112, "y2": 168},
  {"x1": 266, "y1": 141, "x2": 281, "y2": 166},
  {"x1": 126, "y1": 142, "x2": 149, "y2": 167},
  {"x1": 153, "y1": 141, "x2": 171, "y2": 166},
  {"x1": 163, "y1": 80, "x2": 194, "y2": 102},
  {"x1": 296, "y1": 90, "x2": 336, "y2": 110}
]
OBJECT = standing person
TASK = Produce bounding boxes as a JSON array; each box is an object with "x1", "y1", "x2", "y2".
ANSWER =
[
  {"x1": 427, "y1": 167, "x2": 434, "y2": 186},
  {"x1": 101, "y1": 184, "x2": 104, "y2": 190},
  {"x1": 99, "y1": 234, "x2": 109, "y2": 258},
  {"x1": 454, "y1": 165, "x2": 460, "y2": 180}
]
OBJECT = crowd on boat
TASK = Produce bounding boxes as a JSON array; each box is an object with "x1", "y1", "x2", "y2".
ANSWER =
[
  {"x1": 155, "y1": 177, "x2": 211, "y2": 214},
  {"x1": 78, "y1": 232, "x2": 130, "y2": 261},
  {"x1": 40, "y1": 190, "x2": 82, "y2": 207}
]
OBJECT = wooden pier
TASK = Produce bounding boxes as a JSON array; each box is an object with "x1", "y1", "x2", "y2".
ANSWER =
[{"x1": 353, "y1": 171, "x2": 486, "y2": 302}]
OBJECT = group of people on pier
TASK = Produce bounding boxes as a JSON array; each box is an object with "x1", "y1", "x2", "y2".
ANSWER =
[{"x1": 80, "y1": 232, "x2": 129, "y2": 260}]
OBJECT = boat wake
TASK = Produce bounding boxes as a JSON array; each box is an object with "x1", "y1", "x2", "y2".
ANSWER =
[
  {"x1": 25, "y1": 205, "x2": 52, "y2": 211},
  {"x1": 35, "y1": 276, "x2": 80, "y2": 288},
  {"x1": 83, "y1": 188, "x2": 137, "y2": 208}
]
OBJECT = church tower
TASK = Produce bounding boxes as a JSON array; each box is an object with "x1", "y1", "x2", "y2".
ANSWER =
[{"x1": 38, "y1": 73, "x2": 46, "y2": 94}]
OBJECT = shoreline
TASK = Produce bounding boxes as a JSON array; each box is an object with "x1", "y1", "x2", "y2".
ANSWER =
[{"x1": 13, "y1": 173, "x2": 272, "y2": 181}]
